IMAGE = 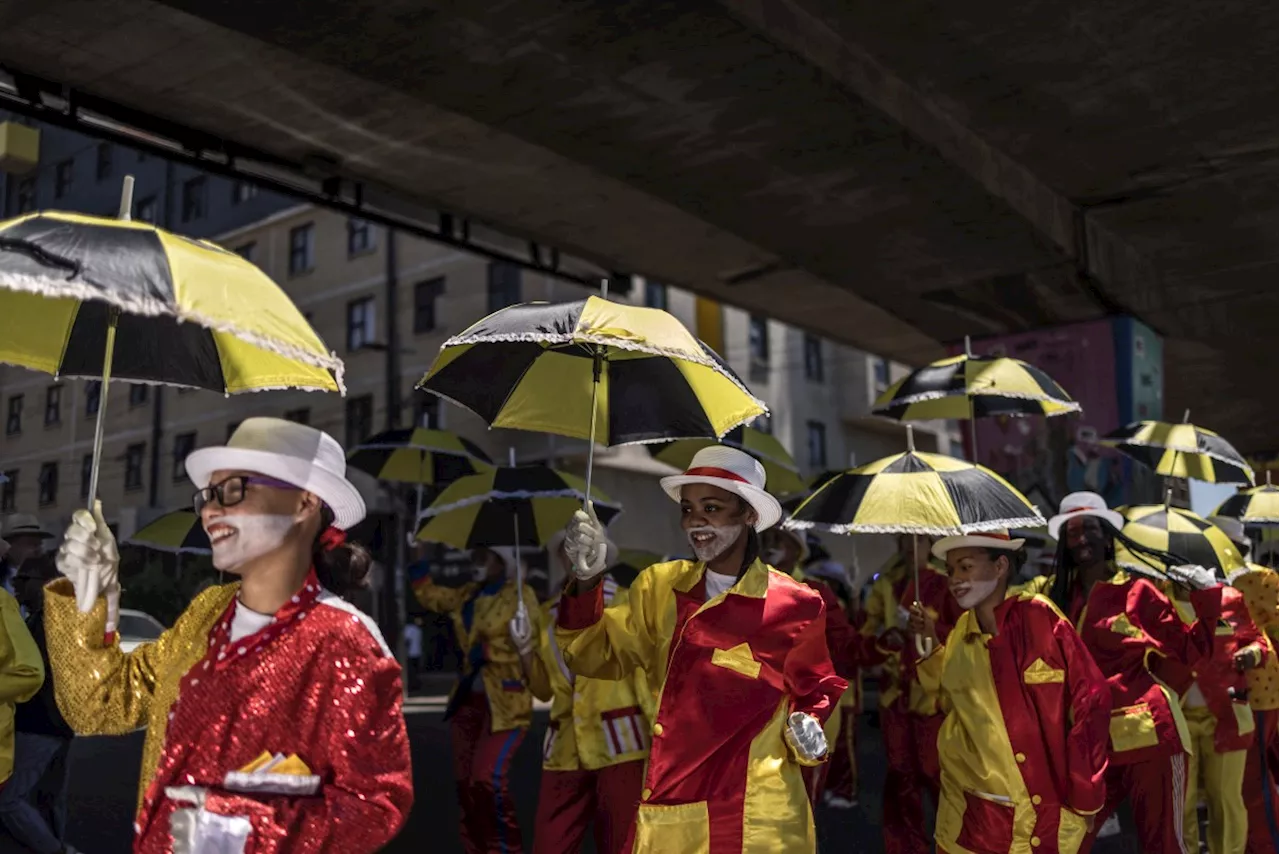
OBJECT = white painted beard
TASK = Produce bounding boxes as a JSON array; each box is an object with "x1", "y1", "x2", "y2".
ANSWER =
[
  {"x1": 208, "y1": 514, "x2": 295, "y2": 572},
  {"x1": 687, "y1": 524, "x2": 744, "y2": 563},
  {"x1": 952, "y1": 576, "x2": 1000, "y2": 610}
]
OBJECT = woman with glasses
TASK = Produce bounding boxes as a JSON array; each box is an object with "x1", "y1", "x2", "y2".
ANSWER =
[{"x1": 44, "y1": 418, "x2": 413, "y2": 853}]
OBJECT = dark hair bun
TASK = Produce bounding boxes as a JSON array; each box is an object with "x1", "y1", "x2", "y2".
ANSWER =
[{"x1": 314, "y1": 540, "x2": 373, "y2": 597}]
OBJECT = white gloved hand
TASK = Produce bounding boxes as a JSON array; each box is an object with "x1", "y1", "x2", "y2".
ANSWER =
[
  {"x1": 564, "y1": 502, "x2": 608, "y2": 581},
  {"x1": 1168, "y1": 564, "x2": 1219, "y2": 591},
  {"x1": 508, "y1": 605, "x2": 534, "y2": 657},
  {"x1": 784, "y1": 711, "x2": 828, "y2": 762},
  {"x1": 56, "y1": 501, "x2": 121, "y2": 630},
  {"x1": 167, "y1": 786, "x2": 252, "y2": 854}
]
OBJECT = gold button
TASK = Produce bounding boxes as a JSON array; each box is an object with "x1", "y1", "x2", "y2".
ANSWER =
[
  {"x1": 1191, "y1": 670, "x2": 1199, "y2": 678},
  {"x1": 653, "y1": 723, "x2": 664, "y2": 736},
  {"x1": 1031, "y1": 838, "x2": 1041, "y2": 848},
  {"x1": 641, "y1": 788, "x2": 652, "y2": 801},
  {"x1": 1015, "y1": 752, "x2": 1027, "y2": 763},
  {"x1": 1031, "y1": 795, "x2": 1042, "y2": 805}
]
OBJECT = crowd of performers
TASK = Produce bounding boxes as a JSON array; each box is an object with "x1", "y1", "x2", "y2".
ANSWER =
[{"x1": 415, "y1": 442, "x2": 1280, "y2": 854}]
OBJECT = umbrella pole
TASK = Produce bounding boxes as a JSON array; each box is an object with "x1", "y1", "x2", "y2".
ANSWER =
[
  {"x1": 85, "y1": 307, "x2": 120, "y2": 506},
  {"x1": 509, "y1": 448, "x2": 526, "y2": 617},
  {"x1": 965, "y1": 336, "x2": 979, "y2": 463},
  {"x1": 584, "y1": 349, "x2": 603, "y2": 504}
]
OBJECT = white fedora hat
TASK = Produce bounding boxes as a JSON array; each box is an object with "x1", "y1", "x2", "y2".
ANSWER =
[
  {"x1": 2, "y1": 514, "x2": 54, "y2": 540},
  {"x1": 659, "y1": 446, "x2": 782, "y2": 532},
  {"x1": 185, "y1": 417, "x2": 367, "y2": 530},
  {"x1": 1047, "y1": 491, "x2": 1124, "y2": 542},
  {"x1": 932, "y1": 528, "x2": 1027, "y2": 561}
]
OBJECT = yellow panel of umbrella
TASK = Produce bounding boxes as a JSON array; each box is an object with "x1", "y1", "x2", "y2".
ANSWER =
[
  {"x1": 650, "y1": 425, "x2": 806, "y2": 497},
  {"x1": 1114, "y1": 504, "x2": 1245, "y2": 576}
]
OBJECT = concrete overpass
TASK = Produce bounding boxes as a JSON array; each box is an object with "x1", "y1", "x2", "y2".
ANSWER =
[{"x1": 0, "y1": 0, "x2": 1274, "y2": 453}]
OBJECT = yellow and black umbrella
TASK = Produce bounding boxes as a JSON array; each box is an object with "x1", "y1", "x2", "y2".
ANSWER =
[
  {"x1": 417, "y1": 295, "x2": 766, "y2": 499},
  {"x1": 415, "y1": 465, "x2": 622, "y2": 550},
  {"x1": 348, "y1": 428, "x2": 493, "y2": 486},
  {"x1": 123, "y1": 508, "x2": 210, "y2": 555},
  {"x1": 650, "y1": 425, "x2": 806, "y2": 497},
  {"x1": 1102, "y1": 415, "x2": 1253, "y2": 485},
  {"x1": 1115, "y1": 505, "x2": 1244, "y2": 575},
  {"x1": 1213, "y1": 481, "x2": 1278, "y2": 527}
]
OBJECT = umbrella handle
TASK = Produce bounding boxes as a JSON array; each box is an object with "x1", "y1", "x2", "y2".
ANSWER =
[
  {"x1": 510, "y1": 449, "x2": 525, "y2": 602},
  {"x1": 910, "y1": 538, "x2": 933, "y2": 658},
  {"x1": 915, "y1": 631, "x2": 934, "y2": 658},
  {"x1": 583, "y1": 349, "x2": 603, "y2": 507},
  {"x1": 85, "y1": 308, "x2": 121, "y2": 506}
]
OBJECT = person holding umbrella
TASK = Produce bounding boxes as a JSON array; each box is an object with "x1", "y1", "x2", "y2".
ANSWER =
[
  {"x1": 44, "y1": 418, "x2": 413, "y2": 852},
  {"x1": 907, "y1": 529, "x2": 1111, "y2": 854},
  {"x1": 557, "y1": 446, "x2": 847, "y2": 853},
  {"x1": 413, "y1": 544, "x2": 540, "y2": 854},
  {"x1": 1045, "y1": 492, "x2": 1225, "y2": 854}
]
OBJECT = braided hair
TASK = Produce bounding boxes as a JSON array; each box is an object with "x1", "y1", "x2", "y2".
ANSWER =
[{"x1": 1048, "y1": 516, "x2": 1191, "y2": 614}]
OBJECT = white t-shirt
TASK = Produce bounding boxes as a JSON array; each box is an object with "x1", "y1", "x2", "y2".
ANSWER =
[
  {"x1": 705, "y1": 570, "x2": 737, "y2": 602},
  {"x1": 404, "y1": 623, "x2": 423, "y2": 658},
  {"x1": 229, "y1": 601, "x2": 274, "y2": 643}
]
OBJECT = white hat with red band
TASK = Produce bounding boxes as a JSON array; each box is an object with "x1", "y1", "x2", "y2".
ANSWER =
[
  {"x1": 659, "y1": 445, "x2": 782, "y2": 532},
  {"x1": 1047, "y1": 491, "x2": 1124, "y2": 542},
  {"x1": 931, "y1": 528, "x2": 1027, "y2": 561}
]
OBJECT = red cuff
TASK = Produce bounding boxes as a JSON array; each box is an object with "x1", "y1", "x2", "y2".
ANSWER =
[
  {"x1": 557, "y1": 583, "x2": 604, "y2": 631},
  {"x1": 103, "y1": 631, "x2": 117, "y2": 646}
]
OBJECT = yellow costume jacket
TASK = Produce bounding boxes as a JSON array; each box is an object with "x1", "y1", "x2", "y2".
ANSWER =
[
  {"x1": 0, "y1": 589, "x2": 43, "y2": 784},
  {"x1": 1229, "y1": 564, "x2": 1278, "y2": 711}
]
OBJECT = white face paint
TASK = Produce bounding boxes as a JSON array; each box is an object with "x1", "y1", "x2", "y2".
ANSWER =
[
  {"x1": 206, "y1": 514, "x2": 295, "y2": 572},
  {"x1": 952, "y1": 576, "x2": 1001, "y2": 610},
  {"x1": 687, "y1": 524, "x2": 744, "y2": 563}
]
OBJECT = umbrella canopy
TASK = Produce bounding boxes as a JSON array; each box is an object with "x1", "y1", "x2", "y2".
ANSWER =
[
  {"x1": 347, "y1": 428, "x2": 493, "y2": 486},
  {"x1": 785, "y1": 450, "x2": 1045, "y2": 536},
  {"x1": 609, "y1": 549, "x2": 665, "y2": 588},
  {"x1": 1102, "y1": 420, "x2": 1253, "y2": 485},
  {"x1": 1212, "y1": 483, "x2": 1278, "y2": 527},
  {"x1": 415, "y1": 465, "x2": 622, "y2": 550},
  {"x1": 417, "y1": 296, "x2": 765, "y2": 445},
  {"x1": 650, "y1": 425, "x2": 806, "y2": 497},
  {"x1": 872, "y1": 352, "x2": 1079, "y2": 421},
  {"x1": 0, "y1": 211, "x2": 343, "y2": 394},
  {"x1": 123, "y1": 508, "x2": 210, "y2": 555},
  {"x1": 1115, "y1": 505, "x2": 1245, "y2": 575}
]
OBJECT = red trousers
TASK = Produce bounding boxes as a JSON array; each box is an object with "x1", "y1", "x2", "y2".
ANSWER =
[
  {"x1": 1082, "y1": 753, "x2": 1189, "y2": 854},
  {"x1": 452, "y1": 693, "x2": 527, "y2": 854},
  {"x1": 1244, "y1": 709, "x2": 1279, "y2": 854},
  {"x1": 533, "y1": 760, "x2": 645, "y2": 854},
  {"x1": 881, "y1": 705, "x2": 943, "y2": 854},
  {"x1": 824, "y1": 706, "x2": 858, "y2": 801}
]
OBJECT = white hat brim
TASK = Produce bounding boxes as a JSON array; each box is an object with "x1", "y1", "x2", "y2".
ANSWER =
[
  {"x1": 658, "y1": 474, "x2": 782, "y2": 532},
  {"x1": 932, "y1": 535, "x2": 1027, "y2": 561},
  {"x1": 186, "y1": 446, "x2": 367, "y2": 531},
  {"x1": 1047, "y1": 508, "x2": 1124, "y2": 542}
]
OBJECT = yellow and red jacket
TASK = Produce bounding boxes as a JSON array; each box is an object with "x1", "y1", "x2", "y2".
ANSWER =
[
  {"x1": 413, "y1": 576, "x2": 540, "y2": 732},
  {"x1": 861, "y1": 559, "x2": 908, "y2": 708},
  {"x1": 0, "y1": 589, "x2": 42, "y2": 785},
  {"x1": 1229, "y1": 564, "x2": 1278, "y2": 711},
  {"x1": 898, "y1": 564, "x2": 965, "y2": 717},
  {"x1": 528, "y1": 579, "x2": 655, "y2": 772},
  {"x1": 1069, "y1": 573, "x2": 1222, "y2": 764},
  {"x1": 920, "y1": 592, "x2": 1110, "y2": 854},
  {"x1": 557, "y1": 559, "x2": 846, "y2": 854}
]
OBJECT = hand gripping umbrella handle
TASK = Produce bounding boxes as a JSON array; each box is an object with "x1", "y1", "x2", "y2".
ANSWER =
[{"x1": 915, "y1": 632, "x2": 934, "y2": 658}]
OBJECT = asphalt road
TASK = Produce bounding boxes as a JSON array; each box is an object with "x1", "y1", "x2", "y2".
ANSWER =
[{"x1": 0, "y1": 695, "x2": 1141, "y2": 853}]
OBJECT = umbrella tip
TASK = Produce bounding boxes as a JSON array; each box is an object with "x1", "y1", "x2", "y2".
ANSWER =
[
  {"x1": 1182, "y1": 409, "x2": 1191, "y2": 424},
  {"x1": 906, "y1": 424, "x2": 916, "y2": 453},
  {"x1": 964, "y1": 335, "x2": 973, "y2": 357},
  {"x1": 600, "y1": 277, "x2": 609, "y2": 300},
  {"x1": 118, "y1": 176, "x2": 135, "y2": 220}
]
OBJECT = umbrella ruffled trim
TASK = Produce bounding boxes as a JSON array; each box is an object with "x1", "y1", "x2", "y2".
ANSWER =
[
  {"x1": 0, "y1": 273, "x2": 347, "y2": 394},
  {"x1": 1105, "y1": 437, "x2": 1254, "y2": 474},
  {"x1": 874, "y1": 388, "x2": 1081, "y2": 412},
  {"x1": 783, "y1": 515, "x2": 1046, "y2": 536},
  {"x1": 417, "y1": 489, "x2": 623, "y2": 522},
  {"x1": 40, "y1": 370, "x2": 341, "y2": 396},
  {"x1": 120, "y1": 540, "x2": 212, "y2": 556}
]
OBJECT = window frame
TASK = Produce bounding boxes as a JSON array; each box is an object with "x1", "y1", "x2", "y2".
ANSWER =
[
  {"x1": 44, "y1": 385, "x2": 61, "y2": 426},
  {"x1": 346, "y1": 296, "x2": 377, "y2": 351},
  {"x1": 181, "y1": 176, "x2": 207, "y2": 223},
  {"x1": 413, "y1": 277, "x2": 445, "y2": 334},
  {"x1": 172, "y1": 432, "x2": 197, "y2": 482},
  {"x1": 288, "y1": 223, "x2": 315, "y2": 276},
  {"x1": 803, "y1": 334, "x2": 825, "y2": 383},
  {"x1": 486, "y1": 262, "x2": 522, "y2": 312},
  {"x1": 806, "y1": 420, "x2": 828, "y2": 469},
  {"x1": 54, "y1": 159, "x2": 74, "y2": 198},
  {"x1": 6, "y1": 394, "x2": 22, "y2": 436},
  {"x1": 37, "y1": 461, "x2": 58, "y2": 507},
  {"x1": 1, "y1": 471, "x2": 17, "y2": 512},
  {"x1": 347, "y1": 218, "x2": 375, "y2": 257},
  {"x1": 124, "y1": 443, "x2": 147, "y2": 492},
  {"x1": 345, "y1": 395, "x2": 374, "y2": 447}
]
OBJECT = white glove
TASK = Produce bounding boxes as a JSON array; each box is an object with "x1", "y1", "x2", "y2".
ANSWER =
[
  {"x1": 564, "y1": 502, "x2": 608, "y2": 581},
  {"x1": 784, "y1": 711, "x2": 828, "y2": 762},
  {"x1": 1168, "y1": 564, "x2": 1219, "y2": 591},
  {"x1": 167, "y1": 786, "x2": 252, "y2": 854},
  {"x1": 508, "y1": 605, "x2": 534, "y2": 657},
  {"x1": 56, "y1": 501, "x2": 121, "y2": 632}
]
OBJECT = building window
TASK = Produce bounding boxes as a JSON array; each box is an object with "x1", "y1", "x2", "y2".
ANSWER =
[
  {"x1": 643, "y1": 280, "x2": 668, "y2": 311},
  {"x1": 347, "y1": 219, "x2": 375, "y2": 256},
  {"x1": 284, "y1": 408, "x2": 311, "y2": 425},
  {"x1": 54, "y1": 159, "x2": 74, "y2": 198},
  {"x1": 129, "y1": 384, "x2": 149, "y2": 407},
  {"x1": 748, "y1": 315, "x2": 770, "y2": 382},
  {"x1": 181, "y1": 177, "x2": 207, "y2": 222},
  {"x1": 803, "y1": 334, "x2": 824, "y2": 382},
  {"x1": 486, "y1": 262, "x2": 521, "y2": 312},
  {"x1": 226, "y1": 421, "x2": 242, "y2": 442},
  {"x1": 16, "y1": 177, "x2": 36, "y2": 213},
  {"x1": 288, "y1": 223, "x2": 314, "y2": 275},
  {"x1": 6, "y1": 395, "x2": 22, "y2": 435},
  {"x1": 753, "y1": 414, "x2": 772, "y2": 435},
  {"x1": 172, "y1": 432, "x2": 196, "y2": 482},
  {"x1": 231, "y1": 180, "x2": 259, "y2": 204},
  {"x1": 347, "y1": 297, "x2": 376, "y2": 351},
  {"x1": 415, "y1": 396, "x2": 440, "y2": 429},
  {"x1": 124, "y1": 443, "x2": 146, "y2": 492},
  {"x1": 234, "y1": 242, "x2": 256, "y2": 262},
  {"x1": 37, "y1": 462, "x2": 58, "y2": 507},
  {"x1": 806, "y1": 421, "x2": 828, "y2": 469},
  {"x1": 96, "y1": 143, "x2": 113, "y2": 181},
  {"x1": 44, "y1": 385, "x2": 62, "y2": 426},
  {"x1": 414, "y1": 277, "x2": 444, "y2": 334},
  {"x1": 873, "y1": 357, "x2": 890, "y2": 392},
  {"x1": 85, "y1": 381, "x2": 101, "y2": 417},
  {"x1": 134, "y1": 196, "x2": 157, "y2": 224},
  {"x1": 345, "y1": 395, "x2": 374, "y2": 447},
  {"x1": 80, "y1": 454, "x2": 93, "y2": 500},
  {"x1": 1, "y1": 472, "x2": 16, "y2": 512}
]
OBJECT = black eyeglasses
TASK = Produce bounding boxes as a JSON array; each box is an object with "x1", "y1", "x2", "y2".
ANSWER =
[{"x1": 194, "y1": 475, "x2": 300, "y2": 513}]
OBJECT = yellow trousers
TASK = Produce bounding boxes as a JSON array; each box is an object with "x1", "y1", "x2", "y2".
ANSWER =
[{"x1": 1183, "y1": 706, "x2": 1248, "y2": 854}]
